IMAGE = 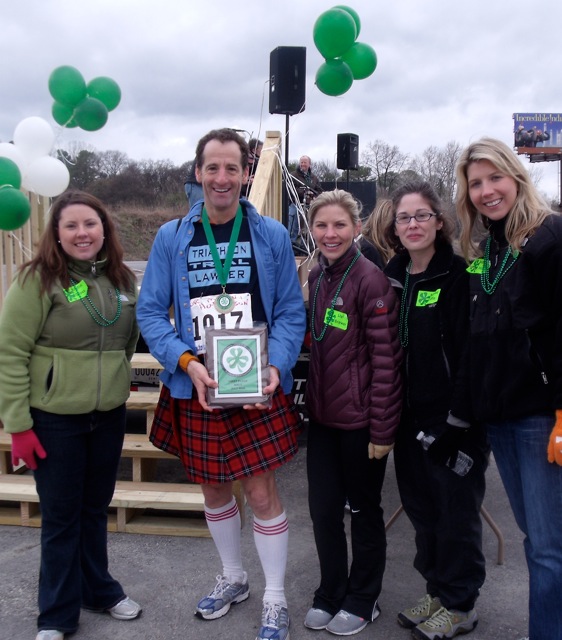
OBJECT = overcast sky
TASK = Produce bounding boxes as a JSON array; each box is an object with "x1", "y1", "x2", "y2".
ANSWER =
[{"x1": 2, "y1": 0, "x2": 561, "y2": 200}]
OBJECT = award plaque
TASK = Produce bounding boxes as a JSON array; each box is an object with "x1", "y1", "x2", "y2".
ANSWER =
[{"x1": 204, "y1": 323, "x2": 271, "y2": 408}]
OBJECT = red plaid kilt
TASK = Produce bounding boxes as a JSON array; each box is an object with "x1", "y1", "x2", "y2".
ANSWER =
[{"x1": 149, "y1": 385, "x2": 302, "y2": 484}]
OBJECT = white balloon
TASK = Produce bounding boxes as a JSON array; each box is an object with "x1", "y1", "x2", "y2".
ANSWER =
[
  {"x1": 0, "y1": 142, "x2": 27, "y2": 176},
  {"x1": 13, "y1": 117, "x2": 55, "y2": 162},
  {"x1": 23, "y1": 156, "x2": 70, "y2": 197}
]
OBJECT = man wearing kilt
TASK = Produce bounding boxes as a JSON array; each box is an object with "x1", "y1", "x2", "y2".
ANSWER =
[{"x1": 137, "y1": 128, "x2": 306, "y2": 640}]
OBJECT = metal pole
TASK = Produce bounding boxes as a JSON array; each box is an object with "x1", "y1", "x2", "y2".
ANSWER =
[
  {"x1": 282, "y1": 114, "x2": 290, "y2": 230},
  {"x1": 559, "y1": 155, "x2": 562, "y2": 209}
]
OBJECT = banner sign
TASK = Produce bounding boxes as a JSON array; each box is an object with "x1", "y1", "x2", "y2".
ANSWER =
[{"x1": 513, "y1": 113, "x2": 562, "y2": 148}]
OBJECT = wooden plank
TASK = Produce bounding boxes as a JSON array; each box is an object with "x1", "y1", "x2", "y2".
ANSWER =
[
  {"x1": 0, "y1": 474, "x2": 39, "y2": 501},
  {"x1": 0, "y1": 451, "x2": 12, "y2": 474},
  {"x1": 116, "y1": 506, "x2": 138, "y2": 532},
  {"x1": 120, "y1": 513, "x2": 210, "y2": 537},
  {"x1": 122, "y1": 434, "x2": 173, "y2": 459},
  {"x1": 131, "y1": 353, "x2": 163, "y2": 369},
  {"x1": 131, "y1": 458, "x2": 158, "y2": 482},
  {"x1": 126, "y1": 391, "x2": 159, "y2": 411}
]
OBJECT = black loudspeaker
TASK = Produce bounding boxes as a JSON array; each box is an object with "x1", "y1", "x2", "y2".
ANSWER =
[
  {"x1": 337, "y1": 133, "x2": 359, "y2": 170},
  {"x1": 269, "y1": 46, "x2": 306, "y2": 115}
]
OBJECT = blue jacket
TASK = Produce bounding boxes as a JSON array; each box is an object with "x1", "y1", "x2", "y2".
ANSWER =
[{"x1": 137, "y1": 200, "x2": 306, "y2": 399}]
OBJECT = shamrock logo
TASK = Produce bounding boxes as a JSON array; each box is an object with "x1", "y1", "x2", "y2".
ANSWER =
[
  {"x1": 221, "y1": 343, "x2": 254, "y2": 377},
  {"x1": 227, "y1": 347, "x2": 249, "y2": 372}
]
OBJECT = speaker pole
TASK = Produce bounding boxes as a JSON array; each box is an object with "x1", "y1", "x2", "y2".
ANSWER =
[
  {"x1": 282, "y1": 114, "x2": 290, "y2": 230},
  {"x1": 346, "y1": 168, "x2": 350, "y2": 192}
]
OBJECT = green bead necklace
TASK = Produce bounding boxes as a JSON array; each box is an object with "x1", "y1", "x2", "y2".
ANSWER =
[
  {"x1": 311, "y1": 251, "x2": 361, "y2": 342},
  {"x1": 70, "y1": 278, "x2": 122, "y2": 327},
  {"x1": 398, "y1": 261, "x2": 412, "y2": 348},
  {"x1": 480, "y1": 236, "x2": 519, "y2": 295}
]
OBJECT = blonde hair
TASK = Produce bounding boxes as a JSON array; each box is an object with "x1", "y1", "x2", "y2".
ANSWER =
[
  {"x1": 361, "y1": 199, "x2": 394, "y2": 264},
  {"x1": 456, "y1": 137, "x2": 552, "y2": 260},
  {"x1": 307, "y1": 189, "x2": 361, "y2": 226}
]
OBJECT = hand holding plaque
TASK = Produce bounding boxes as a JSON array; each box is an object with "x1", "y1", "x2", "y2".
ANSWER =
[{"x1": 204, "y1": 322, "x2": 271, "y2": 409}]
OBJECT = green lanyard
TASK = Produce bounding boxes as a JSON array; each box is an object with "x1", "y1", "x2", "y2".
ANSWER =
[{"x1": 201, "y1": 205, "x2": 243, "y2": 312}]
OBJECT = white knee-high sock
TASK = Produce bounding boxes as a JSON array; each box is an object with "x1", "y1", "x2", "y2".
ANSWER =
[
  {"x1": 204, "y1": 497, "x2": 245, "y2": 584},
  {"x1": 253, "y1": 511, "x2": 288, "y2": 607}
]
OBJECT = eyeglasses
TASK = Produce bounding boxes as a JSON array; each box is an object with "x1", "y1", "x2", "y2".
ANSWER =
[{"x1": 395, "y1": 211, "x2": 438, "y2": 225}]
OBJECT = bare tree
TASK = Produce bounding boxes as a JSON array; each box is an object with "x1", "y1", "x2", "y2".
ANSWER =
[
  {"x1": 361, "y1": 140, "x2": 409, "y2": 196},
  {"x1": 311, "y1": 159, "x2": 341, "y2": 182},
  {"x1": 98, "y1": 150, "x2": 130, "y2": 178},
  {"x1": 409, "y1": 141, "x2": 462, "y2": 211}
]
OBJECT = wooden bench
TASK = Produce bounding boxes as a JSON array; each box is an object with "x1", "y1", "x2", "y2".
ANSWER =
[
  {"x1": 0, "y1": 429, "x2": 246, "y2": 536},
  {"x1": 1, "y1": 429, "x2": 168, "y2": 482},
  {"x1": 0, "y1": 474, "x2": 211, "y2": 536},
  {"x1": 0, "y1": 354, "x2": 248, "y2": 536}
]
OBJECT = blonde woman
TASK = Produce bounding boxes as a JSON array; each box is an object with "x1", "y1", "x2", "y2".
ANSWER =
[
  {"x1": 457, "y1": 137, "x2": 562, "y2": 640},
  {"x1": 359, "y1": 198, "x2": 395, "y2": 266}
]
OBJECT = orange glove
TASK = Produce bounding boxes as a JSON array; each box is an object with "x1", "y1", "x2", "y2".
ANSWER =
[
  {"x1": 547, "y1": 410, "x2": 562, "y2": 465},
  {"x1": 11, "y1": 430, "x2": 47, "y2": 470}
]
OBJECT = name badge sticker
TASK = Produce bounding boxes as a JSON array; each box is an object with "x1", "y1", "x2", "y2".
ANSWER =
[
  {"x1": 324, "y1": 308, "x2": 348, "y2": 330},
  {"x1": 63, "y1": 280, "x2": 88, "y2": 302},
  {"x1": 416, "y1": 289, "x2": 441, "y2": 307},
  {"x1": 467, "y1": 258, "x2": 487, "y2": 274}
]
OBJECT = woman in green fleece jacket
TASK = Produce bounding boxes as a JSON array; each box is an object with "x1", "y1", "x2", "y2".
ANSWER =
[{"x1": 0, "y1": 191, "x2": 142, "y2": 640}]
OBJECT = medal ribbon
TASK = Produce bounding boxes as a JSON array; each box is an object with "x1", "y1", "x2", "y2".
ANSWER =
[{"x1": 201, "y1": 205, "x2": 243, "y2": 290}]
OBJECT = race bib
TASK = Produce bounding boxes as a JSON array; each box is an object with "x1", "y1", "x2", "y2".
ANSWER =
[{"x1": 191, "y1": 293, "x2": 253, "y2": 355}]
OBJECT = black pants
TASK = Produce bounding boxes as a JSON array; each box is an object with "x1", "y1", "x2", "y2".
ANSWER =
[
  {"x1": 394, "y1": 419, "x2": 488, "y2": 611},
  {"x1": 307, "y1": 420, "x2": 388, "y2": 620}
]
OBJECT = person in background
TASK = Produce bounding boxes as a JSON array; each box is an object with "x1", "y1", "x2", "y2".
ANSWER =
[
  {"x1": 304, "y1": 189, "x2": 402, "y2": 636},
  {"x1": 0, "y1": 190, "x2": 142, "y2": 640},
  {"x1": 137, "y1": 128, "x2": 305, "y2": 640},
  {"x1": 383, "y1": 181, "x2": 487, "y2": 640},
  {"x1": 456, "y1": 137, "x2": 562, "y2": 640},
  {"x1": 241, "y1": 137, "x2": 263, "y2": 199},
  {"x1": 288, "y1": 155, "x2": 323, "y2": 244},
  {"x1": 184, "y1": 158, "x2": 204, "y2": 208},
  {"x1": 358, "y1": 198, "x2": 395, "y2": 268}
]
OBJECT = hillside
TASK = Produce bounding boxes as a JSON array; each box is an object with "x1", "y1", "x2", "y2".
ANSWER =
[{"x1": 111, "y1": 205, "x2": 182, "y2": 260}]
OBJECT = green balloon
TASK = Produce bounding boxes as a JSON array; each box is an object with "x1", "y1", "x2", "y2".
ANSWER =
[
  {"x1": 333, "y1": 5, "x2": 361, "y2": 37},
  {"x1": 341, "y1": 42, "x2": 378, "y2": 80},
  {"x1": 87, "y1": 76, "x2": 122, "y2": 111},
  {"x1": 73, "y1": 97, "x2": 109, "y2": 131},
  {"x1": 0, "y1": 187, "x2": 31, "y2": 231},
  {"x1": 0, "y1": 158, "x2": 22, "y2": 189},
  {"x1": 51, "y1": 101, "x2": 78, "y2": 128},
  {"x1": 48, "y1": 66, "x2": 87, "y2": 108},
  {"x1": 313, "y1": 8, "x2": 357, "y2": 59},
  {"x1": 315, "y1": 59, "x2": 354, "y2": 96}
]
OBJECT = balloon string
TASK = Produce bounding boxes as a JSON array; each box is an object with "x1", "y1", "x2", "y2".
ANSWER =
[{"x1": 8, "y1": 232, "x2": 34, "y2": 260}]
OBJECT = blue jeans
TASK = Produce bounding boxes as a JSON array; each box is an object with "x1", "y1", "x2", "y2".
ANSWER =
[
  {"x1": 184, "y1": 182, "x2": 203, "y2": 208},
  {"x1": 32, "y1": 406, "x2": 127, "y2": 633},
  {"x1": 486, "y1": 415, "x2": 562, "y2": 640},
  {"x1": 288, "y1": 203, "x2": 299, "y2": 243}
]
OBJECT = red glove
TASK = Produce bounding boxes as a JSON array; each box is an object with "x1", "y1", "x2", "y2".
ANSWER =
[{"x1": 11, "y1": 430, "x2": 47, "y2": 470}]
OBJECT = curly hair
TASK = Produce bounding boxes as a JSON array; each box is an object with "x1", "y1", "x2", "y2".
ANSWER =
[{"x1": 195, "y1": 128, "x2": 250, "y2": 171}]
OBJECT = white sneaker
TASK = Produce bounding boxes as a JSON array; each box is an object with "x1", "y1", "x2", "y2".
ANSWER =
[
  {"x1": 107, "y1": 596, "x2": 142, "y2": 620},
  {"x1": 36, "y1": 631, "x2": 64, "y2": 640}
]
